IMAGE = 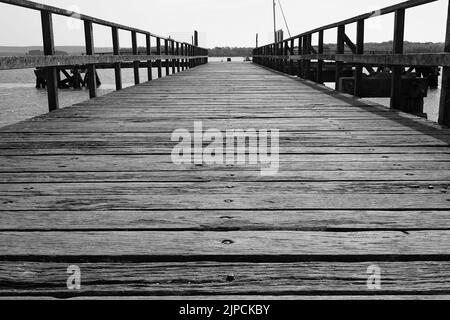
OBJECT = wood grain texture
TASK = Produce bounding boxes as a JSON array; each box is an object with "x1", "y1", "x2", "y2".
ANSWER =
[
  {"x1": 0, "y1": 231, "x2": 449, "y2": 257},
  {"x1": 0, "y1": 62, "x2": 449, "y2": 298},
  {"x1": 0, "y1": 262, "x2": 449, "y2": 297},
  {"x1": 0, "y1": 210, "x2": 448, "y2": 231}
]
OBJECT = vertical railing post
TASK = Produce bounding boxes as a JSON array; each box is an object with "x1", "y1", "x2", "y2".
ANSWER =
[
  {"x1": 131, "y1": 31, "x2": 140, "y2": 84},
  {"x1": 297, "y1": 37, "x2": 302, "y2": 77},
  {"x1": 40, "y1": 10, "x2": 59, "y2": 111},
  {"x1": 164, "y1": 39, "x2": 170, "y2": 75},
  {"x1": 335, "y1": 25, "x2": 345, "y2": 91},
  {"x1": 289, "y1": 39, "x2": 295, "y2": 76},
  {"x1": 176, "y1": 42, "x2": 181, "y2": 73},
  {"x1": 303, "y1": 34, "x2": 311, "y2": 80},
  {"x1": 194, "y1": 46, "x2": 197, "y2": 67},
  {"x1": 277, "y1": 42, "x2": 282, "y2": 71},
  {"x1": 181, "y1": 43, "x2": 185, "y2": 71},
  {"x1": 355, "y1": 19, "x2": 365, "y2": 97},
  {"x1": 186, "y1": 44, "x2": 189, "y2": 69},
  {"x1": 112, "y1": 27, "x2": 122, "y2": 90},
  {"x1": 156, "y1": 37, "x2": 162, "y2": 78},
  {"x1": 283, "y1": 41, "x2": 288, "y2": 73},
  {"x1": 272, "y1": 43, "x2": 275, "y2": 70},
  {"x1": 189, "y1": 45, "x2": 192, "y2": 68},
  {"x1": 273, "y1": 42, "x2": 277, "y2": 70},
  {"x1": 146, "y1": 34, "x2": 153, "y2": 81},
  {"x1": 171, "y1": 40, "x2": 176, "y2": 74},
  {"x1": 317, "y1": 30, "x2": 324, "y2": 84},
  {"x1": 84, "y1": 20, "x2": 97, "y2": 98},
  {"x1": 438, "y1": 0, "x2": 450, "y2": 126},
  {"x1": 390, "y1": 9, "x2": 405, "y2": 110},
  {"x1": 268, "y1": 44, "x2": 272, "y2": 69}
]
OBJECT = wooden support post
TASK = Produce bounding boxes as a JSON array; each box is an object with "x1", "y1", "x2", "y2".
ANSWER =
[
  {"x1": 84, "y1": 20, "x2": 97, "y2": 99},
  {"x1": 355, "y1": 19, "x2": 365, "y2": 97},
  {"x1": 40, "y1": 10, "x2": 59, "y2": 111},
  {"x1": 390, "y1": 9, "x2": 405, "y2": 110},
  {"x1": 438, "y1": 1, "x2": 450, "y2": 126},
  {"x1": 283, "y1": 41, "x2": 288, "y2": 73},
  {"x1": 112, "y1": 27, "x2": 122, "y2": 90},
  {"x1": 317, "y1": 30, "x2": 324, "y2": 84},
  {"x1": 297, "y1": 37, "x2": 302, "y2": 77},
  {"x1": 131, "y1": 31, "x2": 140, "y2": 84},
  {"x1": 189, "y1": 45, "x2": 193, "y2": 68},
  {"x1": 303, "y1": 34, "x2": 311, "y2": 80},
  {"x1": 194, "y1": 31, "x2": 199, "y2": 46},
  {"x1": 171, "y1": 40, "x2": 176, "y2": 74},
  {"x1": 181, "y1": 43, "x2": 185, "y2": 71},
  {"x1": 186, "y1": 44, "x2": 189, "y2": 69},
  {"x1": 176, "y1": 42, "x2": 181, "y2": 73},
  {"x1": 156, "y1": 37, "x2": 162, "y2": 78},
  {"x1": 146, "y1": 34, "x2": 152, "y2": 81},
  {"x1": 268, "y1": 44, "x2": 272, "y2": 69},
  {"x1": 273, "y1": 43, "x2": 276, "y2": 70},
  {"x1": 290, "y1": 39, "x2": 295, "y2": 75},
  {"x1": 280, "y1": 42, "x2": 284, "y2": 72},
  {"x1": 335, "y1": 25, "x2": 345, "y2": 91},
  {"x1": 186, "y1": 44, "x2": 190, "y2": 69},
  {"x1": 274, "y1": 43, "x2": 278, "y2": 70},
  {"x1": 165, "y1": 39, "x2": 170, "y2": 75}
]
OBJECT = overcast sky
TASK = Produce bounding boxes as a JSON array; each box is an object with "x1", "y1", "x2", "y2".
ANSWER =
[{"x1": 0, "y1": 0, "x2": 447, "y2": 48}]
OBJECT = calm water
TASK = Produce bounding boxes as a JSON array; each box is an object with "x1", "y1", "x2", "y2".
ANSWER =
[
  {"x1": 0, "y1": 68, "x2": 170, "y2": 128},
  {"x1": 0, "y1": 59, "x2": 442, "y2": 127}
]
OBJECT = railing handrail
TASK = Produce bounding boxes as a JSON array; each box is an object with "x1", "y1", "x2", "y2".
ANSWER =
[{"x1": 0, "y1": 0, "x2": 204, "y2": 48}]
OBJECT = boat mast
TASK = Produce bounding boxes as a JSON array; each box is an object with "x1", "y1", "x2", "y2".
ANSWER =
[{"x1": 273, "y1": 0, "x2": 277, "y2": 42}]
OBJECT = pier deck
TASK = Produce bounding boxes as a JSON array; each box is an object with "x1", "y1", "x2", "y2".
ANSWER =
[{"x1": 0, "y1": 61, "x2": 449, "y2": 299}]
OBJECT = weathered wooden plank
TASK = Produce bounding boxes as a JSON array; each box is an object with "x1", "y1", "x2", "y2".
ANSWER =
[
  {"x1": 1, "y1": 181, "x2": 448, "y2": 196},
  {"x1": 0, "y1": 210, "x2": 448, "y2": 231},
  {"x1": 0, "y1": 155, "x2": 448, "y2": 173},
  {"x1": 0, "y1": 194, "x2": 448, "y2": 211},
  {"x1": 0, "y1": 231, "x2": 449, "y2": 257},
  {"x1": 0, "y1": 170, "x2": 448, "y2": 183},
  {"x1": 0, "y1": 261, "x2": 449, "y2": 297},
  {"x1": 1, "y1": 146, "x2": 448, "y2": 156},
  {"x1": 2, "y1": 118, "x2": 444, "y2": 133}
]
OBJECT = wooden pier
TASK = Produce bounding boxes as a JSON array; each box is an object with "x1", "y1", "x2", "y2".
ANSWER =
[
  {"x1": 0, "y1": 61, "x2": 450, "y2": 299},
  {"x1": 0, "y1": 0, "x2": 450, "y2": 300}
]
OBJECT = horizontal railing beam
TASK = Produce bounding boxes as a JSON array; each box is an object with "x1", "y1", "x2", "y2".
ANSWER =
[
  {"x1": 253, "y1": 53, "x2": 450, "y2": 67},
  {"x1": 0, "y1": 55, "x2": 208, "y2": 70}
]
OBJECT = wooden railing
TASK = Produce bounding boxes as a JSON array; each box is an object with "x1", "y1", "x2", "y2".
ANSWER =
[
  {"x1": 253, "y1": 0, "x2": 450, "y2": 127},
  {"x1": 0, "y1": 0, "x2": 208, "y2": 112}
]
